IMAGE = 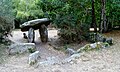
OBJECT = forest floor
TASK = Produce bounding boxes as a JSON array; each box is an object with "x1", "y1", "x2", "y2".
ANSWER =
[{"x1": 0, "y1": 29, "x2": 120, "y2": 72}]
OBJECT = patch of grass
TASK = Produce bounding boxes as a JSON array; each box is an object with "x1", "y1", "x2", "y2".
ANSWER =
[
  {"x1": 53, "y1": 44, "x2": 73, "y2": 53},
  {"x1": 28, "y1": 48, "x2": 36, "y2": 53}
]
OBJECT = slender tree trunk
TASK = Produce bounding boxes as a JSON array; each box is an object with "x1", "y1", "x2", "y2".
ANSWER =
[
  {"x1": 92, "y1": 0, "x2": 97, "y2": 32},
  {"x1": 103, "y1": 0, "x2": 107, "y2": 32},
  {"x1": 100, "y1": 0, "x2": 107, "y2": 33}
]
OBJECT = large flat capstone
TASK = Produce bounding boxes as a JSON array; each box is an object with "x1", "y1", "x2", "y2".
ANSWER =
[{"x1": 8, "y1": 43, "x2": 36, "y2": 55}]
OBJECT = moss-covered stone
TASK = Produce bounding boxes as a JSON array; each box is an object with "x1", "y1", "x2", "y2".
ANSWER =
[{"x1": 77, "y1": 42, "x2": 110, "y2": 53}]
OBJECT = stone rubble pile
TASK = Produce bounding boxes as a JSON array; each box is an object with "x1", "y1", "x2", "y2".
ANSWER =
[
  {"x1": 8, "y1": 32, "x2": 113, "y2": 66},
  {"x1": 77, "y1": 42, "x2": 110, "y2": 53},
  {"x1": 62, "y1": 41, "x2": 111, "y2": 64},
  {"x1": 89, "y1": 33, "x2": 113, "y2": 45},
  {"x1": 37, "y1": 41, "x2": 111, "y2": 66}
]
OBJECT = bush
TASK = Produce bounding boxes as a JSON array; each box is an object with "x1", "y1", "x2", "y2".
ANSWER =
[
  {"x1": 58, "y1": 23, "x2": 90, "y2": 43},
  {"x1": 0, "y1": 0, "x2": 14, "y2": 43},
  {"x1": 0, "y1": 17, "x2": 13, "y2": 40}
]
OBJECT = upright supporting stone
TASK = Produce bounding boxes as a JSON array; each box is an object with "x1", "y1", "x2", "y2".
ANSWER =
[
  {"x1": 39, "y1": 24, "x2": 48, "y2": 42},
  {"x1": 28, "y1": 28, "x2": 35, "y2": 43}
]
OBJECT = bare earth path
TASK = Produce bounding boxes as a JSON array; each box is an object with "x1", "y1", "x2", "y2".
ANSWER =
[{"x1": 0, "y1": 30, "x2": 120, "y2": 72}]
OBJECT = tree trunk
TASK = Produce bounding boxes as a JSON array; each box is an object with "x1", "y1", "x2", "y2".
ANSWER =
[
  {"x1": 100, "y1": 0, "x2": 107, "y2": 33},
  {"x1": 92, "y1": 0, "x2": 97, "y2": 32}
]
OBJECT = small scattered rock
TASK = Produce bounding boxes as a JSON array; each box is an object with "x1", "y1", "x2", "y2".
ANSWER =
[
  {"x1": 57, "y1": 29, "x2": 61, "y2": 36},
  {"x1": 106, "y1": 38, "x2": 113, "y2": 45},
  {"x1": 8, "y1": 43, "x2": 36, "y2": 55},
  {"x1": 38, "y1": 56, "x2": 59, "y2": 66},
  {"x1": 23, "y1": 33, "x2": 28, "y2": 39},
  {"x1": 101, "y1": 37, "x2": 106, "y2": 42},
  {"x1": 66, "y1": 48, "x2": 77, "y2": 55},
  {"x1": 28, "y1": 51, "x2": 40, "y2": 65},
  {"x1": 89, "y1": 33, "x2": 113, "y2": 45},
  {"x1": 48, "y1": 38, "x2": 52, "y2": 42},
  {"x1": 39, "y1": 60, "x2": 56, "y2": 66},
  {"x1": 90, "y1": 43, "x2": 97, "y2": 49},
  {"x1": 62, "y1": 53, "x2": 81, "y2": 64},
  {"x1": 96, "y1": 33, "x2": 105, "y2": 42},
  {"x1": 81, "y1": 55, "x2": 90, "y2": 62},
  {"x1": 52, "y1": 69, "x2": 62, "y2": 72}
]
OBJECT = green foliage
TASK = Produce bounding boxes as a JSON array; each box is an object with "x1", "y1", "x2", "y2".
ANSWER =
[
  {"x1": 13, "y1": 0, "x2": 120, "y2": 43},
  {"x1": 13, "y1": 0, "x2": 44, "y2": 23},
  {"x1": 0, "y1": 0, "x2": 14, "y2": 41},
  {"x1": 13, "y1": 0, "x2": 91, "y2": 43},
  {"x1": 106, "y1": 0, "x2": 120, "y2": 26},
  {"x1": 36, "y1": 0, "x2": 91, "y2": 43},
  {"x1": 28, "y1": 48, "x2": 36, "y2": 53},
  {"x1": 0, "y1": 0, "x2": 15, "y2": 18},
  {"x1": 103, "y1": 42, "x2": 110, "y2": 47}
]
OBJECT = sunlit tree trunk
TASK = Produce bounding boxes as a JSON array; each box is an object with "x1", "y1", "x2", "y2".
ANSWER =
[
  {"x1": 92, "y1": 0, "x2": 97, "y2": 32},
  {"x1": 100, "y1": 0, "x2": 107, "y2": 33}
]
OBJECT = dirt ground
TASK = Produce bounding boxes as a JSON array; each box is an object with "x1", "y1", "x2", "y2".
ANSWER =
[{"x1": 0, "y1": 29, "x2": 120, "y2": 72}]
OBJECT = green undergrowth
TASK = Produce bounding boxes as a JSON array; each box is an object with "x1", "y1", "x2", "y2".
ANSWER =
[
  {"x1": 53, "y1": 41, "x2": 110, "y2": 54},
  {"x1": 28, "y1": 48, "x2": 36, "y2": 53}
]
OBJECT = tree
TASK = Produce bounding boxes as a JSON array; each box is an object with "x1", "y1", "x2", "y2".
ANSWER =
[
  {"x1": 13, "y1": 0, "x2": 44, "y2": 24},
  {"x1": 106, "y1": 0, "x2": 120, "y2": 30},
  {"x1": 100, "y1": 0, "x2": 107, "y2": 33},
  {"x1": 91, "y1": 0, "x2": 97, "y2": 32}
]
